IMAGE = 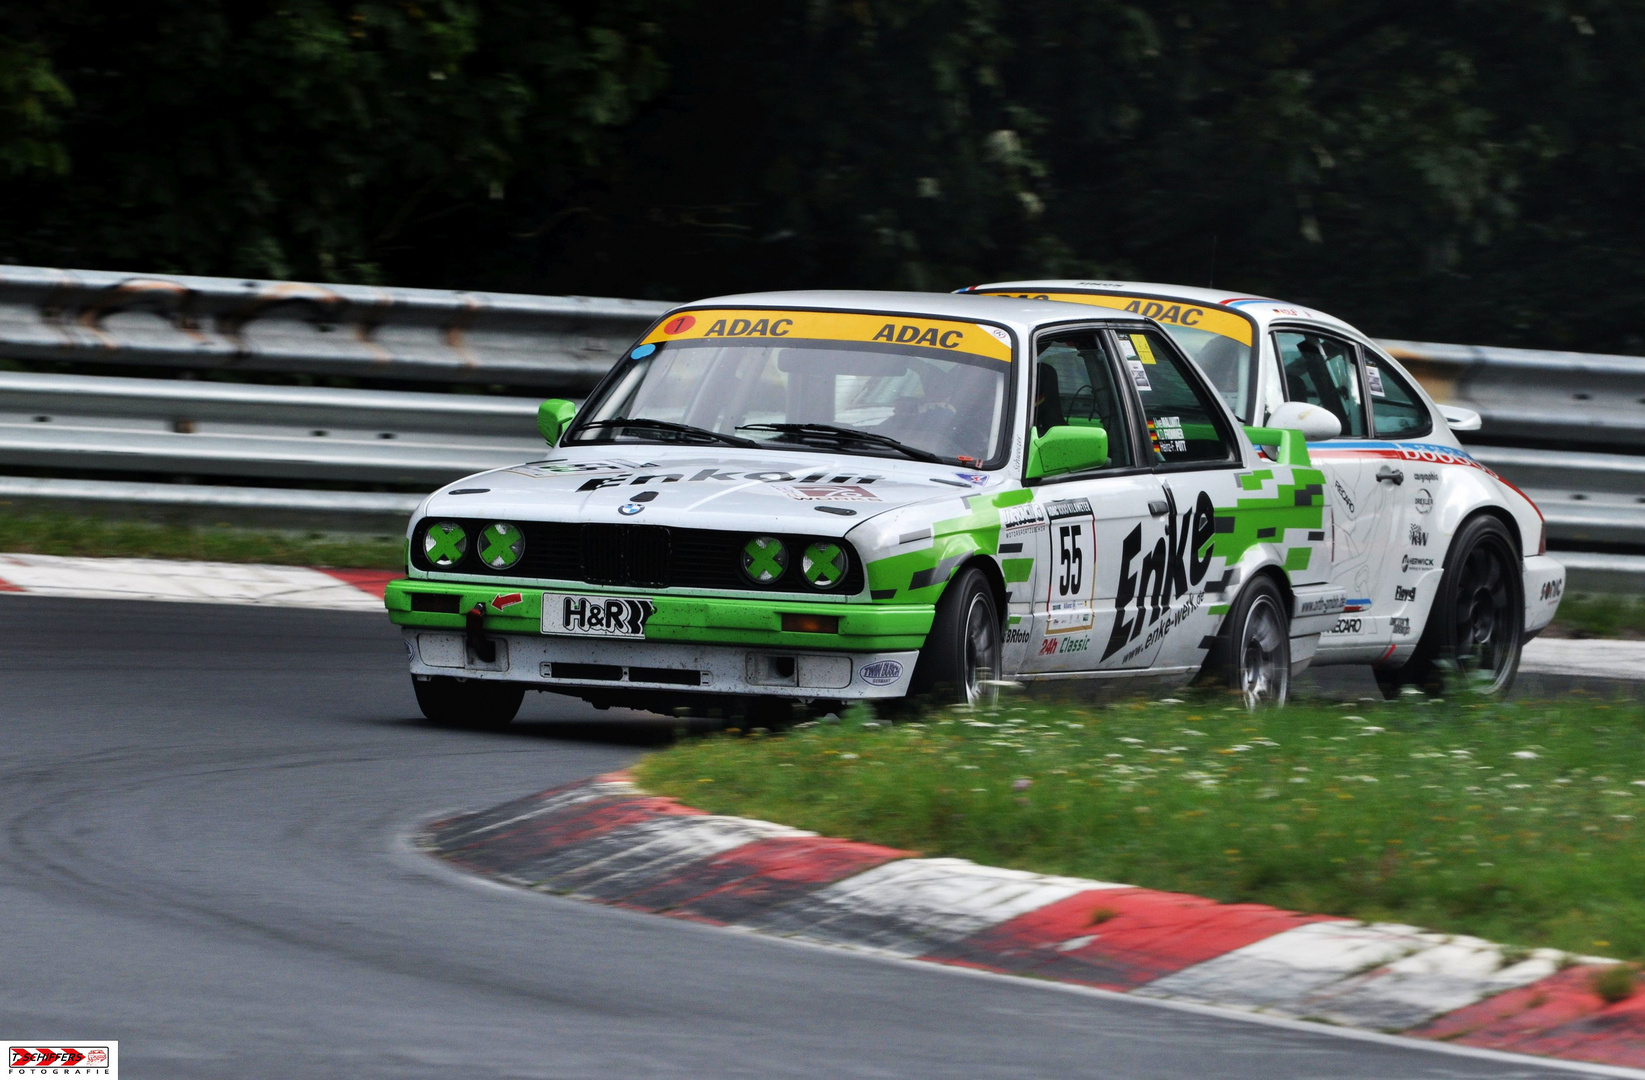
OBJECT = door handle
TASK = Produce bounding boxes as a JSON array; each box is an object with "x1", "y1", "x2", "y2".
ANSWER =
[
  {"x1": 1376, "y1": 466, "x2": 1404, "y2": 485},
  {"x1": 1148, "y1": 499, "x2": 1171, "y2": 516}
]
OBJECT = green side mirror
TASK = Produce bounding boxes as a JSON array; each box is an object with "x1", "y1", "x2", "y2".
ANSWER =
[
  {"x1": 1025, "y1": 424, "x2": 1109, "y2": 479},
  {"x1": 1242, "y1": 425, "x2": 1311, "y2": 466},
  {"x1": 537, "y1": 399, "x2": 577, "y2": 445}
]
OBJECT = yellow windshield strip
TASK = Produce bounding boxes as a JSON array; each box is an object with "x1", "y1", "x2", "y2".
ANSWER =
[
  {"x1": 979, "y1": 291, "x2": 1254, "y2": 347},
  {"x1": 643, "y1": 308, "x2": 1013, "y2": 363}
]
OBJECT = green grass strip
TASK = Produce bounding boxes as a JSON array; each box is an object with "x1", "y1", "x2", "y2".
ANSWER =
[
  {"x1": 1550, "y1": 592, "x2": 1645, "y2": 640},
  {"x1": 0, "y1": 509, "x2": 403, "y2": 568},
  {"x1": 637, "y1": 693, "x2": 1645, "y2": 960}
]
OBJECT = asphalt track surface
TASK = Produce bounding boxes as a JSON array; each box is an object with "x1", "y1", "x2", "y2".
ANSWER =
[{"x1": 0, "y1": 596, "x2": 1625, "y2": 1080}]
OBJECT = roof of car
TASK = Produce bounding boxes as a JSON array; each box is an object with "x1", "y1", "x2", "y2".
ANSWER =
[
  {"x1": 676, "y1": 289, "x2": 1154, "y2": 333},
  {"x1": 963, "y1": 279, "x2": 1362, "y2": 336}
]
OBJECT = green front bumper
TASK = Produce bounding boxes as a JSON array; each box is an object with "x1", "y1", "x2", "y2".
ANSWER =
[{"x1": 384, "y1": 579, "x2": 934, "y2": 652}]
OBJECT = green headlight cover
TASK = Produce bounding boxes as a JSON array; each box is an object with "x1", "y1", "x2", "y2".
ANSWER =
[
  {"x1": 741, "y1": 536, "x2": 788, "y2": 583},
  {"x1": 423, "y1": 522, "x2": 468, "y2": 567},
  {"x1": 479, "y1": 522, "x2": 525, "y2": 569},
  {"x1": 801, "y1": 542, "x2": 848, "y2": 588}
]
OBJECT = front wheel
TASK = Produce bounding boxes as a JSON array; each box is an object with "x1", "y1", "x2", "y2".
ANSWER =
[
  {"x1": 1207, "y1": 576, "x2": 1290, "y2": 708},
  {"x1": 910, "y1": 566, "x2": 1003, "y2": 706},
  {"x1": 1387, "y1": 515, "x2": 1523, "y2": 697},
  {"x1": 413, "y1": 675, "x2": 525, "y2": 729}
]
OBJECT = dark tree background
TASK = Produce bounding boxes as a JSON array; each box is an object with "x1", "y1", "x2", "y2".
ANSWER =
[{"x1": 0, "y1": 0, "x2": 1640, "y2": 352}]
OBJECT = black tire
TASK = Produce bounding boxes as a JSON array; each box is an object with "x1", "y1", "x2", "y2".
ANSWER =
[
  {"x1": 910, "y1": 566, "x2": 1003, "y2": 706},
  {"x1": 1205, "y1": 575, "x2": 1290, "y2": 708},
  {"x1": 1372, "y1": 664, "x2": 1408, "y2": 701},
  {"x1": 412, "y1": 675, "x2": 525, "y2": 729},
  {"x1": 1387, "y1": 515, "x2": 1523, "y2": 697},
  {"x1": 741, "y1": 698, "x2": 795, "y2": 730}
]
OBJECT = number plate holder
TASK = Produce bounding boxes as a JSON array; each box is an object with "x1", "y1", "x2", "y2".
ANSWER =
[
  {"x1": 541, "y1": 594, "x2": 656, "y2": 639},
  {"x1": 1044, "y1": 498, "x2": 1097, "y2": 634}
]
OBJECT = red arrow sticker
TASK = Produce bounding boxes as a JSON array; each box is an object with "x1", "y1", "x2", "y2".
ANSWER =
[{"x1": 492, "y1": 592, "x2": 524, "y2": 611}]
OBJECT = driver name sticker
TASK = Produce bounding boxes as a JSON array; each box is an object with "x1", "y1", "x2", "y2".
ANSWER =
[
  {"x1": 642, "y1": 308, "x2": 1013, "y2": 363},
  {"x1": 1149, "y1": 416, "x2": 1186, "y2": 455}
]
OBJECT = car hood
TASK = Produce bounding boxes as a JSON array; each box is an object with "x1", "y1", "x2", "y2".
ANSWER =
[{"x1": 415, "y1": 445, "x2": 1003, "y2": 536}]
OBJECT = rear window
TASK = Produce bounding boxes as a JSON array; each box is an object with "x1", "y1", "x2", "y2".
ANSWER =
[{"x1": 1366, "y1": 354, "x2": 1433, "y2": 438}]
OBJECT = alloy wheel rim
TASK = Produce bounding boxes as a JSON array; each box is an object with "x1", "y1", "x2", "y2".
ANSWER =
[
  {"x1": 1452, "y1": 538, "x2": 1516, "y2": 693},
  {"x1": 1239, "y1": 595, "x2": 1288, "y2": 709},
  {"x1": 962, "y1": 593, "x2": 1002, "y2": 707}
]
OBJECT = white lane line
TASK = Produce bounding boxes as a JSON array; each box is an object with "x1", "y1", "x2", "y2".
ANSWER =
[
  {"x1": 1522, "y1": 637, "x2": 1645, "y2": 680},
  {"x1": 0, "y1": 552, "x2": 383, "y2": 610},
  {"x1": 1137, "y1": 921, "x2": 1569, "y2": 1030}
]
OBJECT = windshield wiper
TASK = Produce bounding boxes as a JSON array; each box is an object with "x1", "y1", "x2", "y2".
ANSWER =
[
  {"x1": 576, "y1": 417, "x2": 760, "y2": 448},
  {"x1": 736, "y1": 422, "x2": 947, "y2": 463}
]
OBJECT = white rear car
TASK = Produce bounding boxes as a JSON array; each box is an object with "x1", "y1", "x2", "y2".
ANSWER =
[{"x1": 964, "y1": 280, "x2": 1563, "y2": 696}]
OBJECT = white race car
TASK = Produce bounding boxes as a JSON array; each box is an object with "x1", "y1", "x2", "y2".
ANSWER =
[
  {"x1": 385, "y1": 289, "x2": 1556, "y2": 727},
  {"x1": 963, "y1": 280, "x2": 1565, "y2": 697}
]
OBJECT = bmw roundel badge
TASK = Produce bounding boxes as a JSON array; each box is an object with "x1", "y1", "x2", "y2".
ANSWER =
[{"x1": 618, "y1": 503, "x2": 644, "y2": 516}]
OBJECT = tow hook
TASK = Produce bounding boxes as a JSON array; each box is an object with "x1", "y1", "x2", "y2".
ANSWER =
[{"x1": 465, "y1": 603, "x2": 497, "y2": 664}]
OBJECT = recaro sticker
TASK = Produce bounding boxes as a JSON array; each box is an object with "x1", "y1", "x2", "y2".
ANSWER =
[{"x1": 643, "y1": 309, "x2": 1013, "y2": 363}]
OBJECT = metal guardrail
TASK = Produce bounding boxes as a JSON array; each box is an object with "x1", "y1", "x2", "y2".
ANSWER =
[
  {"x1": 1470, "y1": 446, "x2": 1645, "y2": 547},
  {"x1": 1382, "y1": 339, "x2": 1645, "y2": 451},
  {"x1": 0, "y1": 265, "x2": 667, "y2": 388},
  {"x1": 0, "y1": 266, "x2": 1637, "y2": 587},
  {"x1": 0, "y1": 370, "x2": 545, "y2": 487},
  {"x1": 1386, "y1": 340, "x2": 1645, "y2": 559},
  {"x1": 0, "y1": 474, "x2": 421, "y2": 512}
]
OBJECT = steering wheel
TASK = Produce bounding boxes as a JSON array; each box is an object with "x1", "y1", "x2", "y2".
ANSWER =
[{"x1": 1066, "y1": 384, "x2": 1099, "y2": 421}]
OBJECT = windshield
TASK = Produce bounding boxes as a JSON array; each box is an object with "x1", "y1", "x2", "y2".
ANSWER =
[
  {"x1": 973, "y1": 290, "x2": 1258, "y2": 422},
  {"x1": 569, "y1": 309, "x2": 1015, "y2": 467}
]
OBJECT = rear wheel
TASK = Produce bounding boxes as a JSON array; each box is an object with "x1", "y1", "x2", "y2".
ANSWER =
[
  {"x1": 1384, "y1": 515, "x2": 1523, "y2": 697},
  {"x1": 1206, "y1": 576, "x2": 1290, "y2": 708},
  {"x1": 412, "y1": 675, "x2": 525, "y2": 729},
  {"x1": 911, "y1": 566, "x2": 1003, "y2": 706}
]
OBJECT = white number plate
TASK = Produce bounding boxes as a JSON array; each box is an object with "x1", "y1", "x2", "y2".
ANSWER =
[{"x1": 541, "y1": 594, "x2": 656, "y2": 638}]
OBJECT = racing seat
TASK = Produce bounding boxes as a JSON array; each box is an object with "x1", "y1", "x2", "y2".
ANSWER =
[
  {"x1": 1288, "y1": 338, "x2": 1358, "y2": 436},
  {"x1": 1034, "y1": 362, "x2": 1068, "y2": 434},
  {"x1": 1197, "y1": 337, "x2": 1243, "y2": 399}
]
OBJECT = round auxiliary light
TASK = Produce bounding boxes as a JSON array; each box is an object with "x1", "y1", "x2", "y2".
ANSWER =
[
  {"x1": 801, "y1": 542, "x2": 849, "y2": 589},
  {"x1": 422, "y1": 521, "x2": 468, "y2": 567},
  {"x1": 478, "y1": 522, "x2": 525, "y2": 570},
  {"x1": 741, "y1": 536, "x2": 788, "y2": 584}
]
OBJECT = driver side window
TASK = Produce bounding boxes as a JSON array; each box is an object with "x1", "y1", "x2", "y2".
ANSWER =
[
  {"x1": 1273, "y1": 330, "x2": 1367, "y2": 438},
  {"x1": 1033, "y1": 332, "x2": 1134, "y2": 469}
]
